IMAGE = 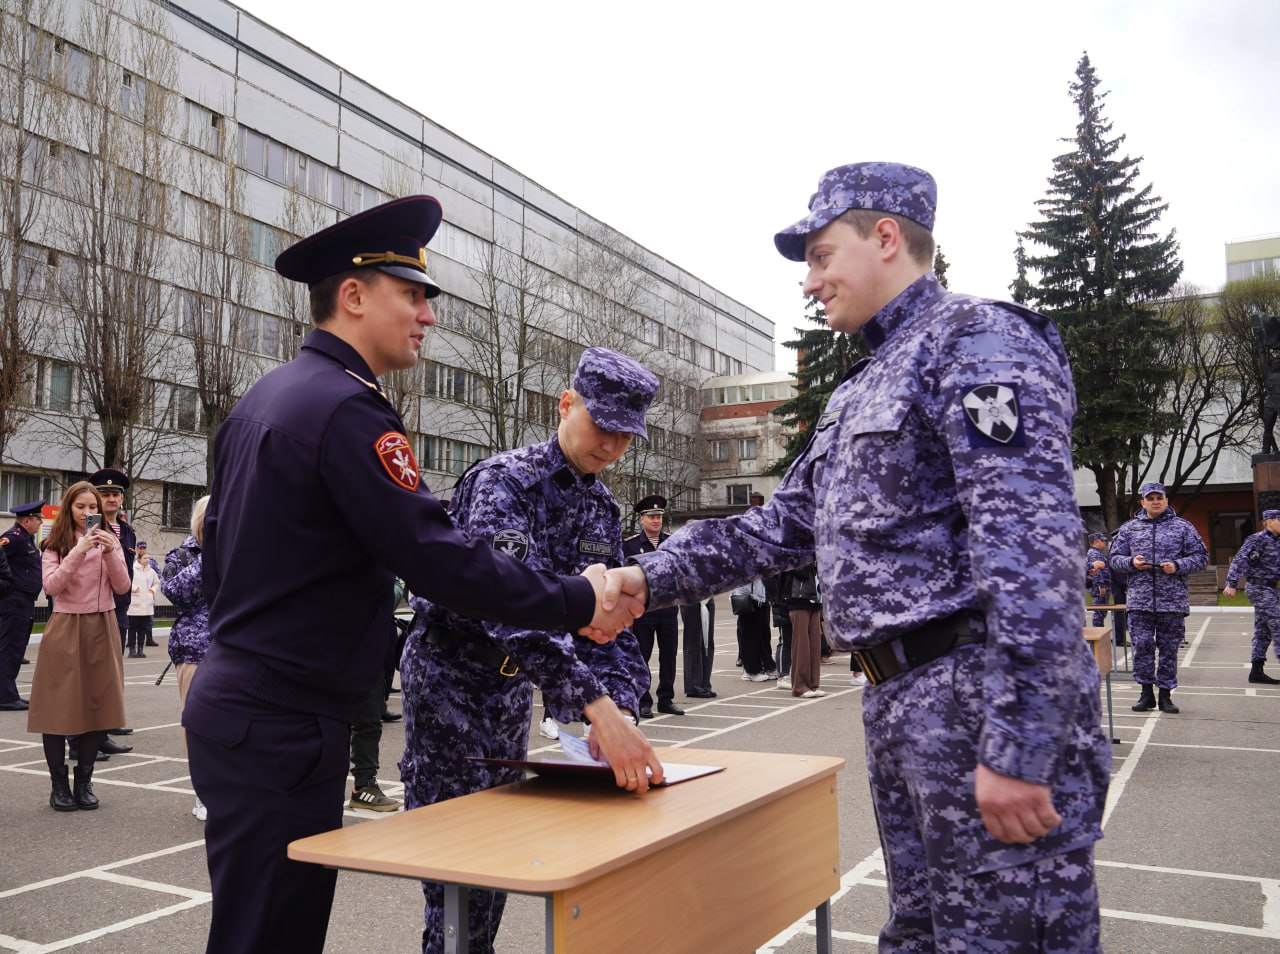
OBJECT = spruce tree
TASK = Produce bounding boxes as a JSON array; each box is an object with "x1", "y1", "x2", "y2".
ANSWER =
[
  {"x1": 933, "y1": 246, "x2": 950, "y2": 289},
  {"x1": 768, "y1": 297, "x2": 867, "y2": 475},
  {"x1": 1020, "y1": 52, "x2": 1183, "y2": 528}
]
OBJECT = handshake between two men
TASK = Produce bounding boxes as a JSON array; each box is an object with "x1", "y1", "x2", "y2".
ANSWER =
[{"x1": 576, "y1": 564, "x2": 651, "y2": 643}]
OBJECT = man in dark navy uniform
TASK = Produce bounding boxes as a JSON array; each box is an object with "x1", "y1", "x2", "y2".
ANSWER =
[
  {"x1": 85, "y1": 468, "x2": 136, "y2": 753},
  {"x1": 0, "y1": 501, "x2": 44, "y2": 710},
  {"x1": 184, "y1": 195, "x2": 640, "y2": 954},
  {"x1": 622, "y1": 494, "x2": 684, "y2": 716}
]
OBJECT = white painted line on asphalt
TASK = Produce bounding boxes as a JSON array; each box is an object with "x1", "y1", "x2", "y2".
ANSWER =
[
  {"x1": 0, "y1": 840, "x2": 206, "y2": 900},
  {"x1": 7, "y1": 897, "x2": 210, "y2": 953},
  {"x1": 1098, "y1": 907, "x2": 1279, "y2": 939},
  {"x1": 1102, "y1": 712, "x2": 1158, "y2": 829},
  {"x1": 1148, "y1": 742, "x2": 1280, "y2": 754},
  {"x1": 1180, "y1": 616, "x2": 1212, "y2": 667},
  {"x1": 759, "y1": 849, "x2": 886, "y2": 952}
]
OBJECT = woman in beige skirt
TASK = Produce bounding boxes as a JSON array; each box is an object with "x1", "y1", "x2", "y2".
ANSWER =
[{"x1": 28, "y1": 481, "x2": 130, "y2": 811}]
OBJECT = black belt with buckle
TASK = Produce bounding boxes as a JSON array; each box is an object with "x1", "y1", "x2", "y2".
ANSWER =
[
  {"x1": 423, "y1": 623, "x2": 520, "y2": 677},
  {"x1": 851, "y1": 611, "x2": 982, "y2": 688},
  {"x1": 1253, "y1": 579, "x2": 1279, "y2": 587}
]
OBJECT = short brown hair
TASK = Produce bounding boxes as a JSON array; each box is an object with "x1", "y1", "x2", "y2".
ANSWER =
[
  {"x1": 838, "y1": 209, "x2": 935, "y2": 267},
  {"x1": 309, "y1": 268, "x2": 381, "y2": 325}
]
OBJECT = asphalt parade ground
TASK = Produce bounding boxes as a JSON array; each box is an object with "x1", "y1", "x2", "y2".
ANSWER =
[{"x1": 2, "y1": 605, "x2": 1278, "y2": 953}]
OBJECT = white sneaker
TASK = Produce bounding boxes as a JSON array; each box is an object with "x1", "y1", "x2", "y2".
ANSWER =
[
  {"x1": 748, "y1": 672, "x2": 773, "y2": 682},
  {"x1": 850, "y1": 672, "x2": 869, "y2": 687},
  {"x1": 192, "y1": 798, "x2": 207, "y2": 822},
  {"x1": 538, "y1": 717, "x2": 559, "y2": 740},
  {"x1": 777, "y1": 677, "x2": 793, "y2": 690},
  {"x1": 800, "y1": 689, "x2": 826, "y2": 699}
]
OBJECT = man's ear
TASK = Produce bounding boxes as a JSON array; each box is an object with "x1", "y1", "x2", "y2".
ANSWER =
[
  {"x1": 875, "y1": 217, "x2": 903, "y2": 261},
  {"x1": 337, "y1": 276, "x2": 366, "y2": 317},
  {"x1": 557, "y1": 389, "x2": 574, "y2": 421}
]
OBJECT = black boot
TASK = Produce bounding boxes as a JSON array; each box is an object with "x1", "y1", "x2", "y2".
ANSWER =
[
  {"x1": 1131, "y1": 684, "x2": 1156, "y2": 711},
  {"x1": 73, "y1": 765, "x2": 100, "y2": 810},
  {"x1": 1249, "y1": 660, "x2": 1280, "y2": 685},
  {"x1": 49, "y1": 766, "x2": 77, "y2": 812},
  {"x1": 1157, "y1": 688, "x2": 1179, "y2": 714}
]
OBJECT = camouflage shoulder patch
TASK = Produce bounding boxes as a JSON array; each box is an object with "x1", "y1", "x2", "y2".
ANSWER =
[{"x1": 374, "y1": 431, "x2": 420, "y2": 491}]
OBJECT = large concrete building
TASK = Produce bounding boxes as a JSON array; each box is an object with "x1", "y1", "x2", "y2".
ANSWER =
[{"x1": 0, "y1": 0, "x2": 774, "y2": 553}]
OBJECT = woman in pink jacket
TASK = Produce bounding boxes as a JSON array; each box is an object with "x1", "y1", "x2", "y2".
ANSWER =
[{"x1": 27, "y1": 481, "x2": 131, "y2": 811}]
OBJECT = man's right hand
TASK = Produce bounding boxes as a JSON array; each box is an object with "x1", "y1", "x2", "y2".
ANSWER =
[
  {"x1": 577, "y1": 564, "x2": 645, "y2": 643},
  {"x1": 583, "y1": 696, "x2": 664, "y2": 793},
  {"x1": 602, "y1": 565, "x2": 649, "y2": 615}
]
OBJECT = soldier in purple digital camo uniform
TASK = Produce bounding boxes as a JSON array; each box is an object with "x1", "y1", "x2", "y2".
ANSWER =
[
  {"x1": 608, "y1": 162, "x2": 1112, "y2": 952},
  {"x1": 1085, "y1": 532, "x2": 1111, "y2": 627},
  {"x1": 1107, "y1": 481, "x2": 1208, "y2": 714},
  {"x1": 400, "y1": 347, "x2": 660, "y2": 954},
  {"x1": 1221, "y1": 509, "x2": 1280, "y2": 684}
]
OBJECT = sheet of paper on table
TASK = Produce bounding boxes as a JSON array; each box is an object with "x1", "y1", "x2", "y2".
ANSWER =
[{"x1": 465, "y1": 726, "x2": 726, "y2": 786}]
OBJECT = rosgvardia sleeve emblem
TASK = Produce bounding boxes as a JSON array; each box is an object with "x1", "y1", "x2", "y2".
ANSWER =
[{"x1": 374, "y1": 432, "x2": 420, "y2": 491}]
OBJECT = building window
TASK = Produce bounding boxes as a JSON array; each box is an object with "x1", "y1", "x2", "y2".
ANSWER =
[
  {"x1": 163, "y1": 483, "x2": 206, "y2": 530},
  {"x1": 27, "y1": 358, "x2": 74, "y2": 412},
  {"x1": 420, "y1": 435, "x2": 487, "y2": 476},
  {"x1": 709, "y1": 440, "x2": 729, "y2": 462},
  {"x1": 1, "y1": 472, "x2": 53, "y2": 514},
  {"x1": 738, "y1": 438, "x2": 758, "y2": 461},
  {"x1": 184, "y1": 100, "x2": 224, "y2": 154},
  {"x1": 727, "y1": 484, "x2": 753, "y2": 506}
]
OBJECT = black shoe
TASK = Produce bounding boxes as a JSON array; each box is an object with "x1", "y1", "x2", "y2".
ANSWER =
[
  {"x1": 1157, "y1": 688, "x2": 1179, "y2": 714},
  {"x1": 0, "y1": 699, "x2": 29, "y2": 711},
  {"x1": 1249, "y1": 661, "x2": 1280, "y2": 685},
  {"x1": 21, "y1": 658, "x2": 30, "y2": 664},
  {"x1": 1131, "y1": 685, "x2": 1156, "y2": 712},
  {"x1": 657, "y1": 702, "x2": 685, "y2": 716},
  {"x1": 99, "y1": 738, "x2": 133, "y2": 755},
  {"x1": 145, "y1": 639, "x2": 159, "y2": 646},
  {"x1": 49, "y1": 766, "x2": 77, "y2": 812},
  {"x1": 73, "y1": 765, "x2": 99, "y2": 810},
  {"x1": 734, "y1": 658, "x2": 743, "y2": 668},
  {"x1": 136, "y1": 651, "x2": 146, "y2": 658},
  {"x1": 688, "y1": 689, "x2": 716, "y2": 698},
  {"x1": 107, "y1": 727, "x2": 133, "y2": 736},
  {"x1": 380, "y1": 707, "x2": 402, "y2": 723},
  {"x1": 638, "y1": 706, "x2": 654, "y2": 719}
]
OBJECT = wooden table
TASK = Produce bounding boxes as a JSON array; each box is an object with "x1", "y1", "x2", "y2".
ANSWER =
[
  {"x1": 289, "y1": 748, "x2": 845, "y2": 954},
  {"x1": 1086, "y1": 603, "x2": 1130, "y2": 670},
  {"x1": 1084, "y1": 626, "x2": 1118, "y2": 743}
]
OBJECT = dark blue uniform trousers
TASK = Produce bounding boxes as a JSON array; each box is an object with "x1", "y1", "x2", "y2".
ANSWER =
[
  {"x1": 0, "y1": 595, "x2": 35, "y2": 704},
  {"x1": 634, "y1": 609, "x2": 678, "y2": 707},
  {"x1": 183, "y1": 657, "x2": 351, "y2": 954}
]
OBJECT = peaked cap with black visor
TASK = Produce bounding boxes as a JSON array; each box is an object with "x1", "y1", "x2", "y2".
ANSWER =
[{"x1": 274, "y1": 194, "x2": 443, "y2": 297}]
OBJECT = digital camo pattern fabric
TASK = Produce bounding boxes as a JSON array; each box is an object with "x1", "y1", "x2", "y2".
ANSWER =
[
  {"x1": 632, "y1": 272, "x2": 1110, "y2": 941},
  {"x1": 1107, "y1": 508, "x2": 1208, "y2": 616},
  {"x1": 160, "y1": 535, "x2": 209, "y2": 665},
  {"x1": 399, "y1": 434, "x2": 648, "y2": 954},
  {"x1": 1226, "y1": 529, "x2": 1280, "y2": 663},
  {"x1": 866, "y1": 643, "x2": 1107, "y2": 951}
]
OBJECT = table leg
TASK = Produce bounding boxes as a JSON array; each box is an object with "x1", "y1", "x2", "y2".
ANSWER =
[
  {"x1": 815, "y1": 899, "x2": 832, "y2": 954},
  {"x1": 442, "y1": 884, "x2": 469, "y2": 954},
  {"x1": 1104, "y1": 673, "x2": 1118, "y2": 744},
  {"x1": 545, "y1": 896, "x2": 556, "y2": 954}
]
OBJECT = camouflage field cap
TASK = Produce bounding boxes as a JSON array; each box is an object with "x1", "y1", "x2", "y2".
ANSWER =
[
  {"x1": 1088, "y1": 532, "x2": 1108, "y2": 543},
  {"x1": 1263, "y1": 509, "x2": 1280, "y2": 521},
  {"x1": 1139, "y1": 481, "x2": 1166, "y2": 497},
  {"x1": 572, "y1": 348, "x2": 658, "y2": 439},
  {"x1": 774, "y1": 162, "x2": 938, "y2": 262},
  {"x1": 275, "y1": 195, "x2": 443, "y2": 296}
]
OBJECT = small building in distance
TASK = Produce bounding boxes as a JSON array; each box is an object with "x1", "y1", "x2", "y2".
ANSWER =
[{"x1": 695, "y1": 371, "x2": 797, "y2": 518}]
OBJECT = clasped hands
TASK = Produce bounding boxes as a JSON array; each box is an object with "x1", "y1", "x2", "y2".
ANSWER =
[{"x1": 576, "y1": 564, "x2": 651, "y2": 643}]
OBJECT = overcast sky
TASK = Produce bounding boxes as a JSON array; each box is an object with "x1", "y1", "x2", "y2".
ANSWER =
[{"x1": 234, "y1": 0, "x2": 1280, "y2": 371}]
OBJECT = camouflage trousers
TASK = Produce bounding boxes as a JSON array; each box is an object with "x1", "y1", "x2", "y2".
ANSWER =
[
  {"x1": 1128, "y1": 612, "x2": 1183, "y2": 689},
  {"x1": 399, "y1": 637, "x2": 534, "y2": 954},
  {"x1": 1244, "y1": 583, "x2": 1280, "y2": 663},
  {"x1": 862, "y1": 642, "x2": 1109, "y2": 952}
]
